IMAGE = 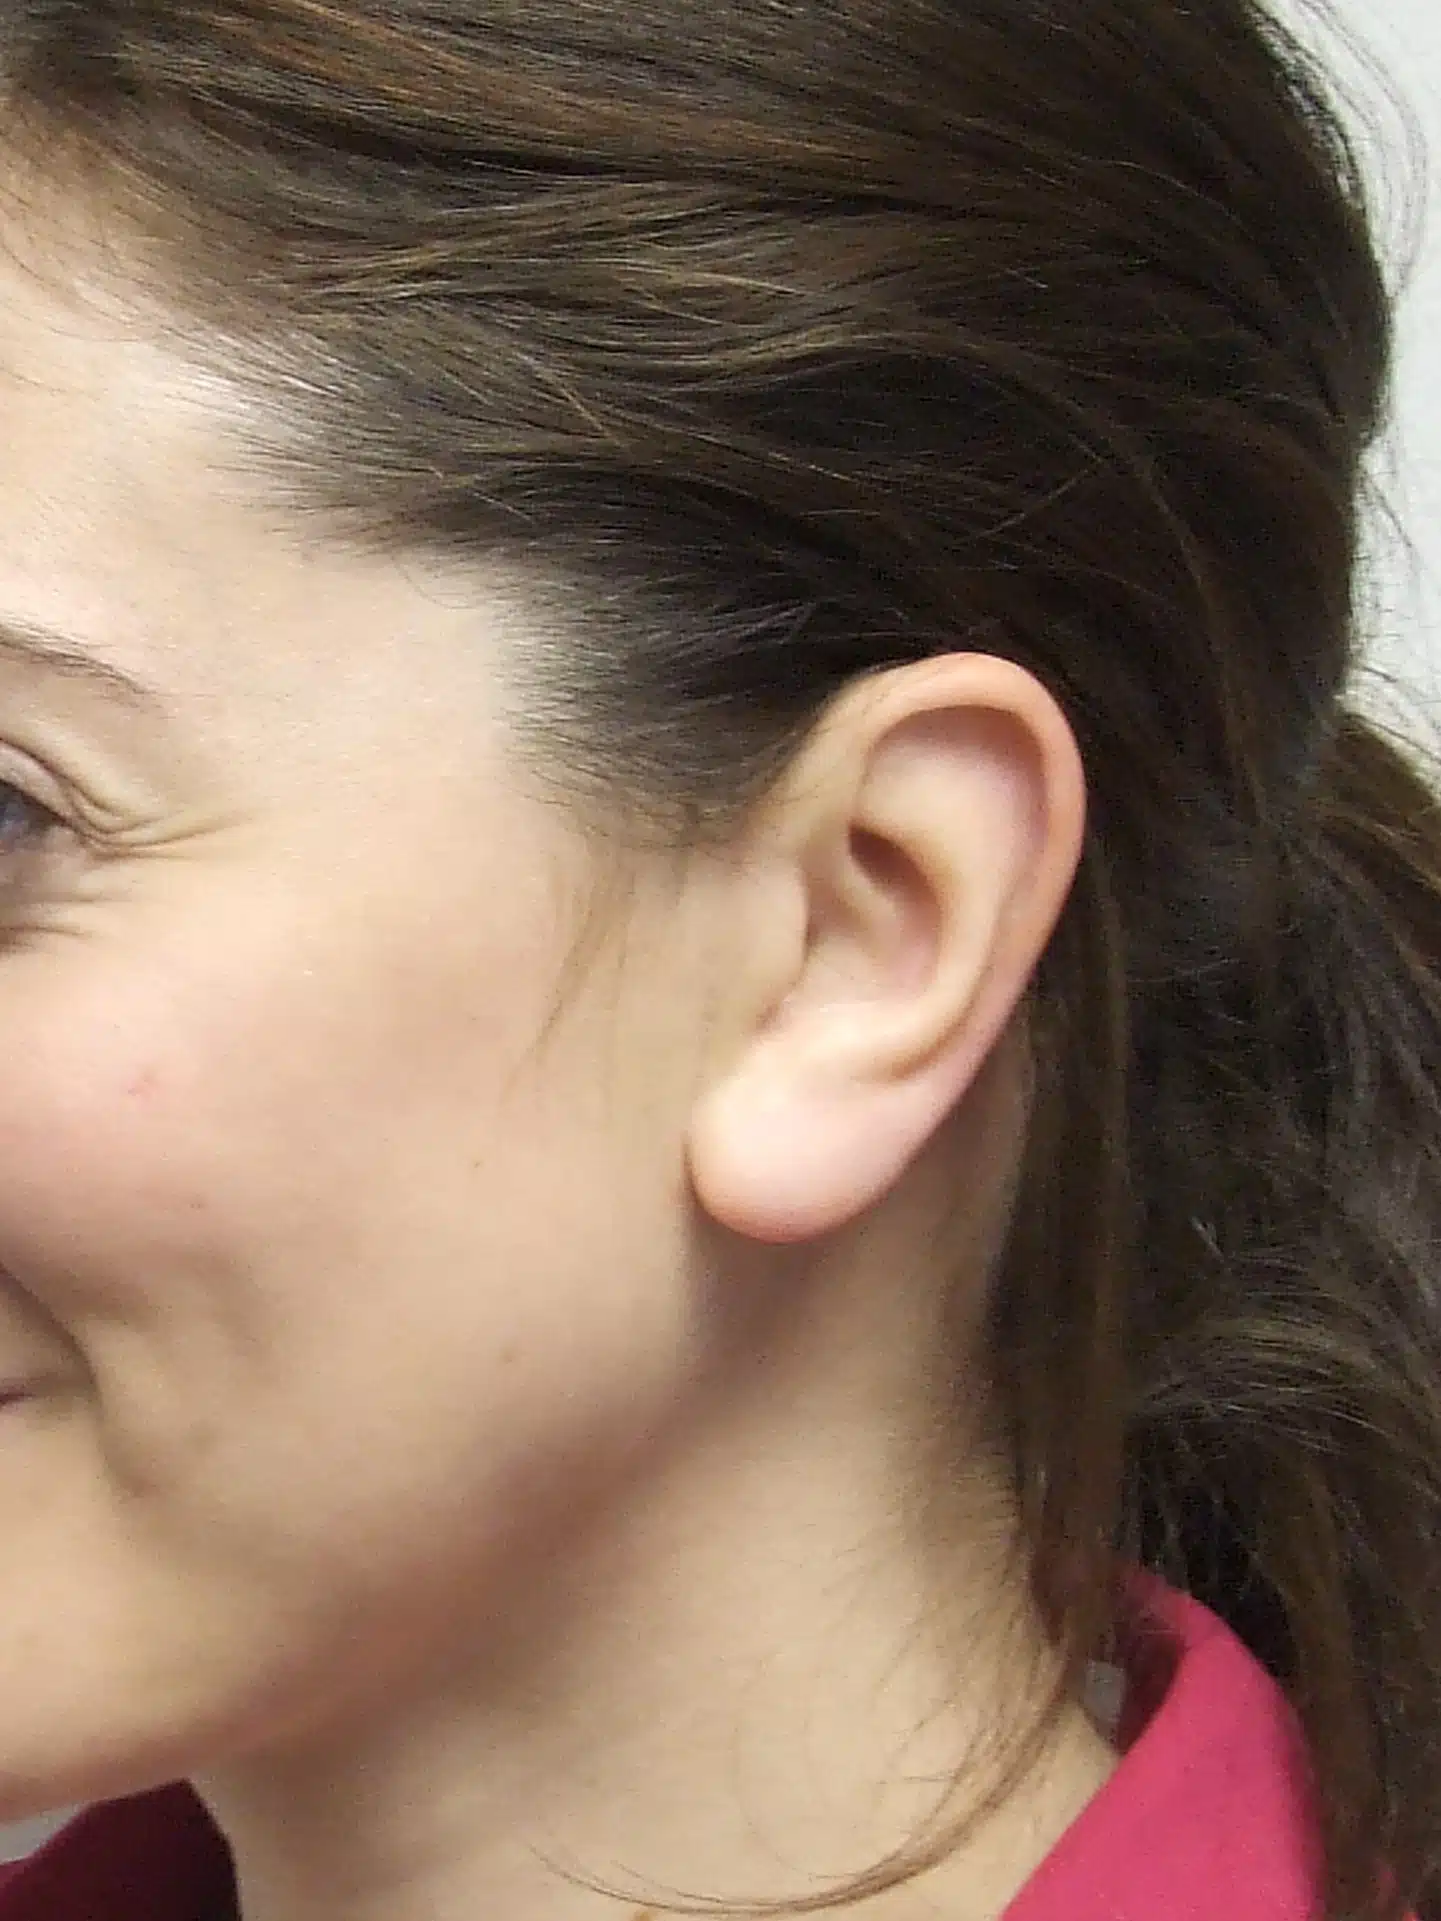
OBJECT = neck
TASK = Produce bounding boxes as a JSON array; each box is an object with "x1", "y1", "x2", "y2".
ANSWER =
[{"x1": 196, "y1": 1205, "x2": 1116, "y2": 1921}]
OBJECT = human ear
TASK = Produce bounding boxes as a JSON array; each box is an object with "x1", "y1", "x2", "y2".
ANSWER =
[{"x1": 686, "y1": 654, "x2": 1086, "y2": 1244}]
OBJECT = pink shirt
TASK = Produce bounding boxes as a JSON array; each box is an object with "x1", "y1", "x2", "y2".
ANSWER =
[{"x1": 0, "y1": 1570, "x2": 1407, "y2": 1920}]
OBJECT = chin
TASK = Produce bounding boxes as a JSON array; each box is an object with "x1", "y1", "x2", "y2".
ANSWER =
[
  {"x1": 0, "y1": 1760, "x2": 155, "y2": 1829},
  {"x1": 0, "y1": 1666, "x2": 236, "y2": 1826}
]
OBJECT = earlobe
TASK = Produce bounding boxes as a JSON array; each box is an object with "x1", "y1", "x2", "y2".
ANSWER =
[
  {"x1": 686, "y1": 655, "x2": 1085, "y2": 1246},
  {"x1": 689, "y1": 1032, "x2": 997, "y2": 1244}
]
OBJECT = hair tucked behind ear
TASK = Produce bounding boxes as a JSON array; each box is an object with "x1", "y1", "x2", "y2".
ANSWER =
[{"x1": 3, "y1": 0, "x2": 1439, "y2": 1913}]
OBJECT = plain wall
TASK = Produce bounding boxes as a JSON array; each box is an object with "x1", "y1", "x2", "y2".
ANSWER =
[{"x1": 1307, "y1": 0, "x2": 1441, "y2": 732}]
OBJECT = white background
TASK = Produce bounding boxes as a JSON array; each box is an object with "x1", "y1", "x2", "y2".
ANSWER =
[
  {"x1": 2, "y1": 0, "x2": 1439, "y2": 1871},
  {"x1": 1314, "y1": 0, "x2": 1441, "y2": 741}
]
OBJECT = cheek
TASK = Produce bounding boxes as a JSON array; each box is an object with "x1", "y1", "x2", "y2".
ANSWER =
[
  {"x1": 0, "y1": 904, "x2": 470, "y2": 1480},
  {"x1": 0, "y1": 860, "x2": 562, "y2": 1305},
  {"x1": 0, "y1": 964, "x2": 238, "y2": 1322},
  {"x1": 0, "y1": 883, "x2": 695, "y2": 1624}
]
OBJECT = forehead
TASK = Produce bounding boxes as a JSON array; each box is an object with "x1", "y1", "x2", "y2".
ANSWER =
[
  {"x1": 0, "y1": 227, "x2": 235, "y2": 653},
  {"x1": 0, "y1": 207, "x2": 345, "y2": 743},
  {"x1": 0, "y1": 216, "x2": 509, "y2": 736}
]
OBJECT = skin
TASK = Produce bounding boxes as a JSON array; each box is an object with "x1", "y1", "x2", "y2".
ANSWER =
[{"x1": 0, "y1": 206, "x2": 1116, "y2": 1921}]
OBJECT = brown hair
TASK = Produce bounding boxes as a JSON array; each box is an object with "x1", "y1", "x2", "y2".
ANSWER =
[{"x1": 3, "y1": 0, "x2": 1439, "y2": 1915}]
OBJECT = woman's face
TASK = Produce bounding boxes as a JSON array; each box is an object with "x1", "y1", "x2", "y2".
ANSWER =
[{"x1": 0, "y1": 234, "x2": 727, "y2": 1814}]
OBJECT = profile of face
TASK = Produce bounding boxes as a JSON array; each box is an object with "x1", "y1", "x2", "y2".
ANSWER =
[{"x1": 0, "y1": 209, "x2": 1085, "y2": 1831}]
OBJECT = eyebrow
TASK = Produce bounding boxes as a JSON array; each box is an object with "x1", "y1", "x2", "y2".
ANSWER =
[{"x1": 0, "y1": 615, "x2": 164, "y2": 713}]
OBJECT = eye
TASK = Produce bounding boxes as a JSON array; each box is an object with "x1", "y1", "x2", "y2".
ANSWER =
[{"x1": 0, "y1": 778, "x2": 61, "y2": 856}]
